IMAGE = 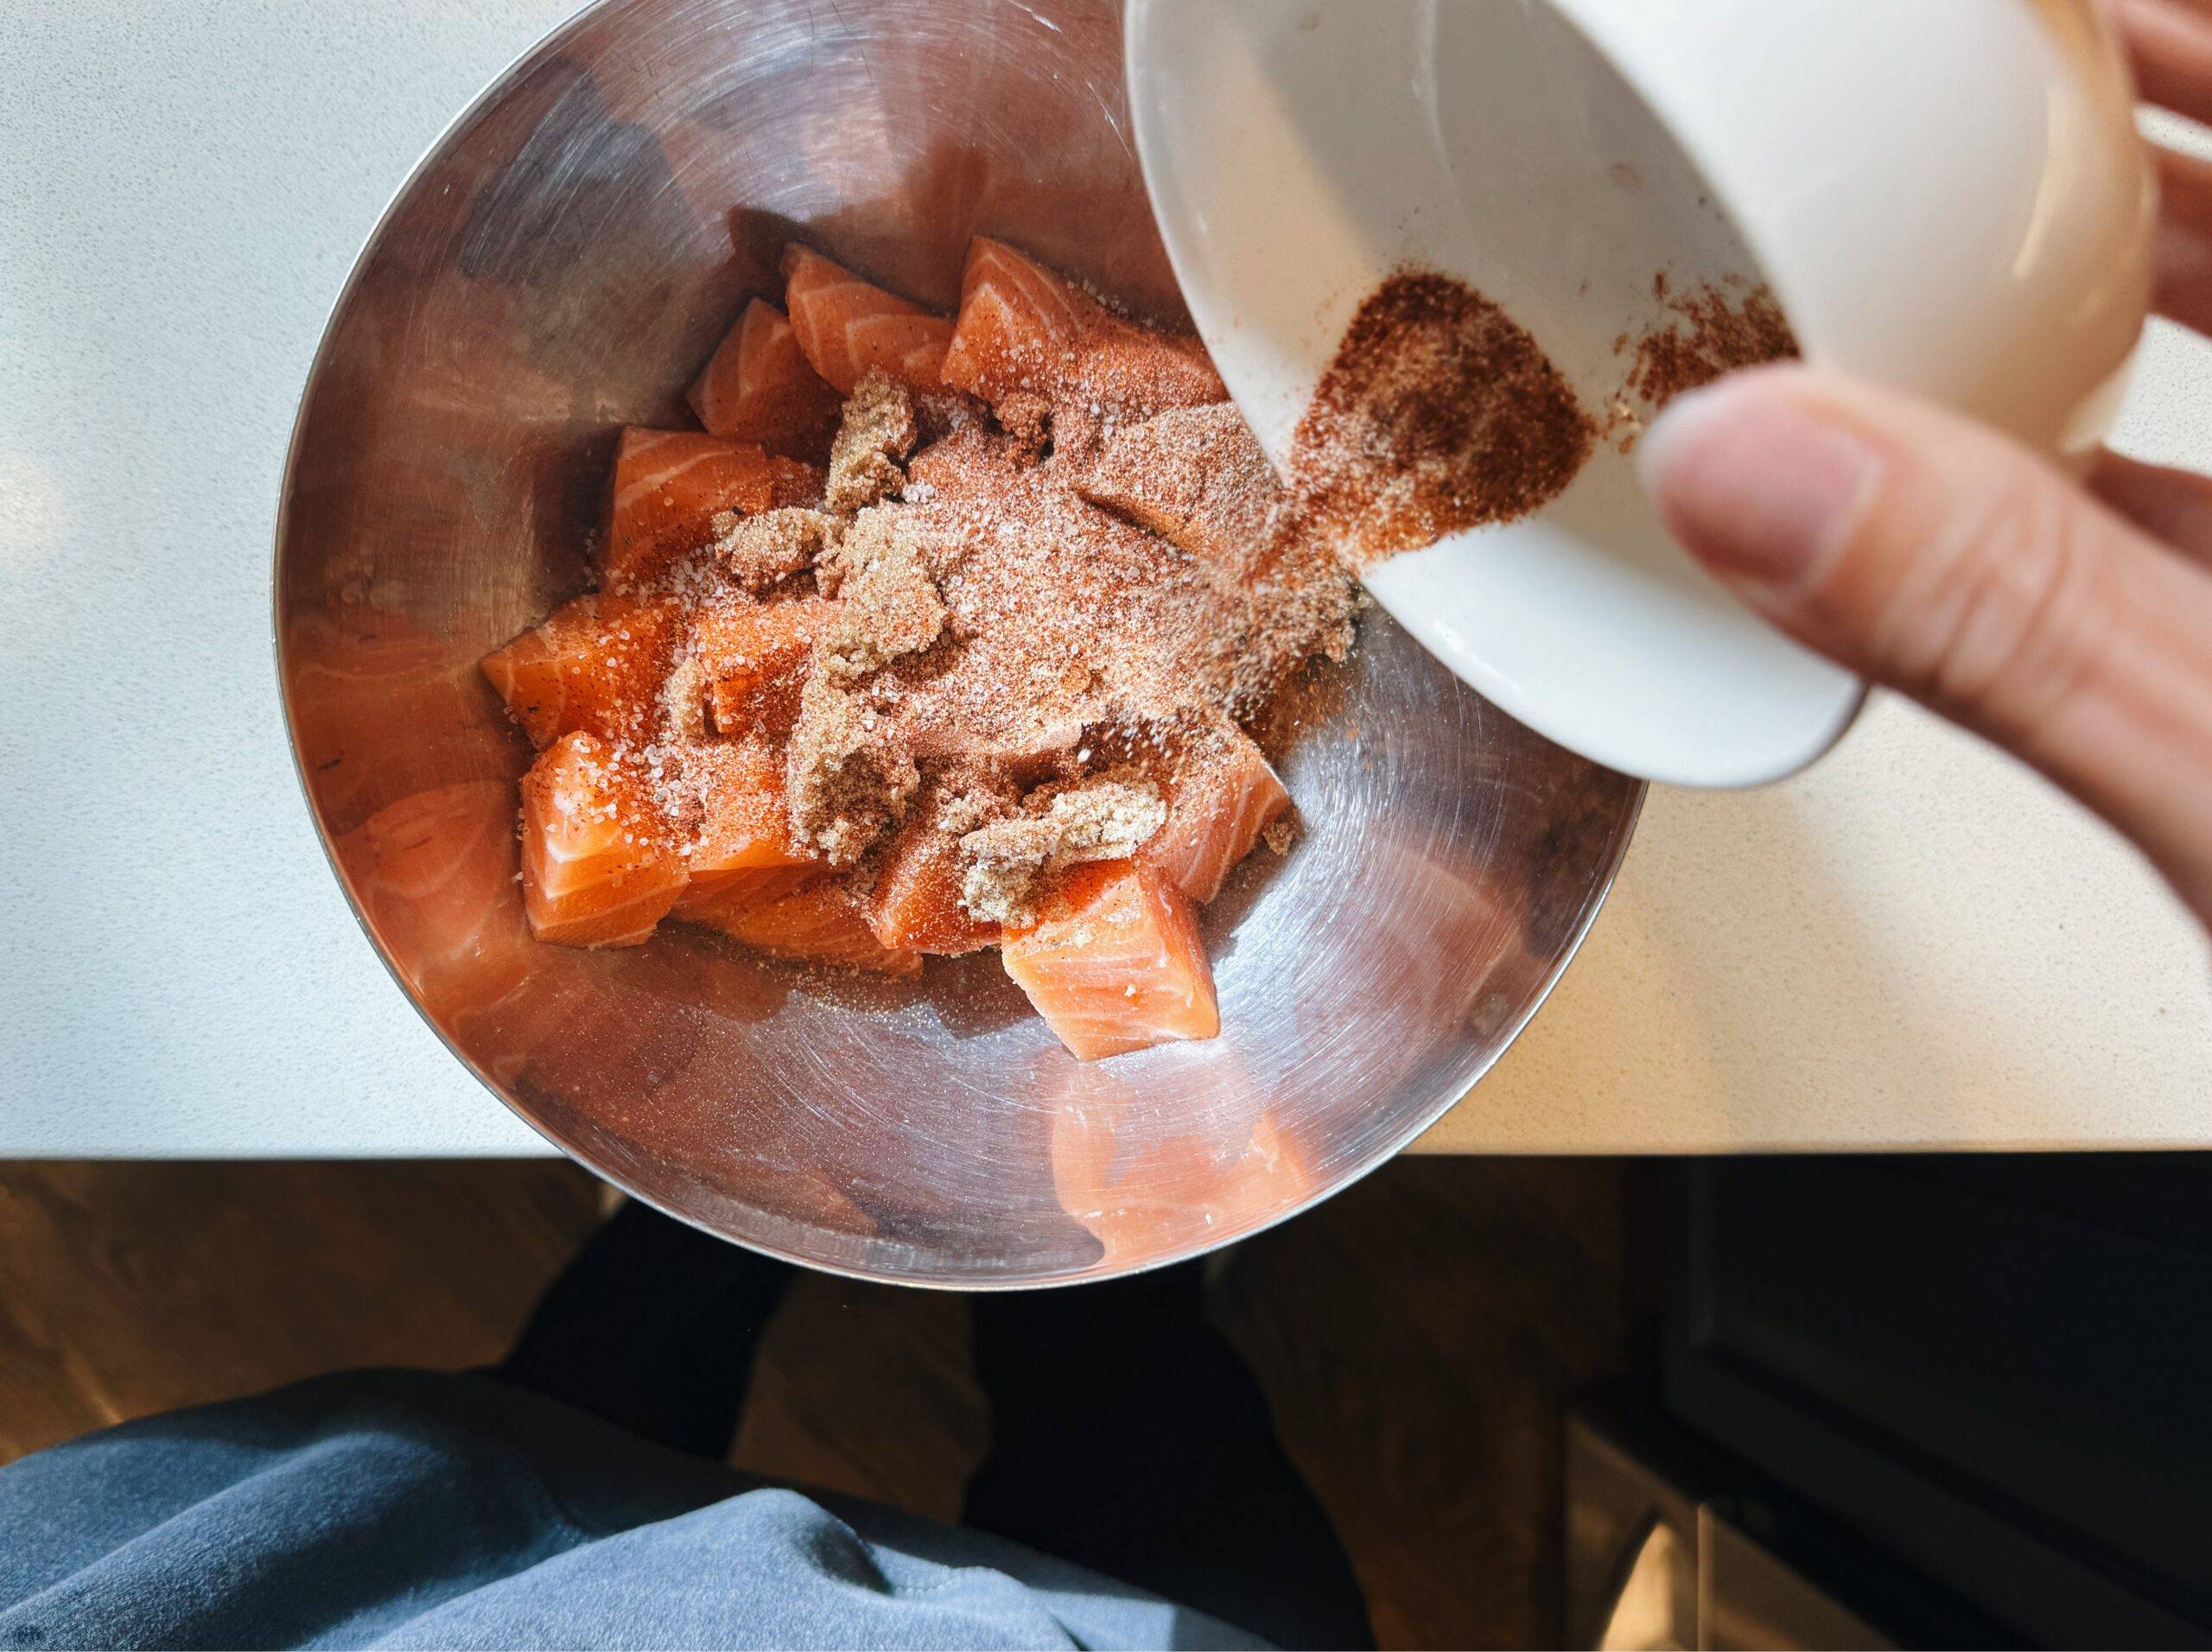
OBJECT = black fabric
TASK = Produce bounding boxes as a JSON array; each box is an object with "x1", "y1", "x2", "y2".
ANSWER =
[
  {"x1": 498, "y1": 1200, "x2": 791, "y2": 1458},
  {"x1": 966, "y1": 1265, "x2": 1376, "y2": 1651}
]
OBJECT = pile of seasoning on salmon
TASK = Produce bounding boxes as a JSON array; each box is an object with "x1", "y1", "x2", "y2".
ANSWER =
[{"x1": 482, "y1": 238, "x2": 1357, "y2": 1061}]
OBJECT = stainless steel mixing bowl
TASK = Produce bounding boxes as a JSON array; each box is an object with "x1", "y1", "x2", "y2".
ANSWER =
[{"x1": 274, "y1": 0, "x2": 1643, "y2": 1287}]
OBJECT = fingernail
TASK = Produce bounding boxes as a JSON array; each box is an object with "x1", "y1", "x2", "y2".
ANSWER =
[{"x1": 1637, "y1": 374, "x2": 1885, "y2": 586}]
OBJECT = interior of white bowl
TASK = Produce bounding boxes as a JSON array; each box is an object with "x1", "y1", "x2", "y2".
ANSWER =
[{"x1": 275, "y1": 0, "x2": 1642, "y2": 1287}]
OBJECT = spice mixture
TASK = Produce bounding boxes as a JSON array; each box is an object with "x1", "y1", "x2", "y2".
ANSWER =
[
  {"x1": 1287, "y1": 273, "x2": 1595, "y2": 569},
  {"x1": 486, "y1": 231, "x2": 1795, "y2": 1061},
  {"x1": 486, "y1": 237, "x2": 1357, "y2": 1060},
  {"x1": 1284, "y1": 268, "x2": 1799, "y2": 563},
  {"x1": 1621, "y1": 279, "x2": 1798, "y2": 416}
]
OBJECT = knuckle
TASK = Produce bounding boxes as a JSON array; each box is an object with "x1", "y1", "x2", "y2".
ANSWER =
[{"x1": 1861, "y1": 473, "x2": 2112, "y2": 734}]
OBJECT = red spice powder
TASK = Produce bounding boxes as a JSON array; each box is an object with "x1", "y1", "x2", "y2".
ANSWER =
[
  {"x1": 1286, "y1": 272, "x2": 1596, "y2": 569},
  {"x1": 1286, "y1": 269, "x2": 1799, "y2": 562},
  {"x1": 1624, "y1": 281, "x2": 1798, "y2": 410}
]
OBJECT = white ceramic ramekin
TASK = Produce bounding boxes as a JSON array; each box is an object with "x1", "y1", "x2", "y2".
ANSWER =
[{"x1": 1128, "y1": 0, "x2": 2155, "y2": 786}]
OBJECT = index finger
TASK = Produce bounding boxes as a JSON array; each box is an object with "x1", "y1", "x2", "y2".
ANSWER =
[{"x1": 2107, "y1": 0, "x2": 2212, "y2": 122}]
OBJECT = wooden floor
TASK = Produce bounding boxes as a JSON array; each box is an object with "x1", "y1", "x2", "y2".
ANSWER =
[{"x1": 0, "y1": 1156, "x2": 1653, "y2": 1649}]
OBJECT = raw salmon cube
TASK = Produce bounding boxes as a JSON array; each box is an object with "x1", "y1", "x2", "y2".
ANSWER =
[
  {"x1": 1077, "y1": 326, "x2": 1228, "y2": 417},
  {"x1": 519, "y1": 732, "x2": 688, "y2": 947},
  {"x1": 677, "y1": 862, "x2": 818, "y2": 929},
  {"x1": 902, "y1": 423, "x2": 1036, "y2": 507},
  {"x1": 940, "y1": 238, "x2": 1224, "y2": 421},
  {"x1": 1002, "y1": 861, "x2": 1219, "y2": 1060},
  {"x1": 692, "y1": 596, "x2": 836, "y2": 738},
  {"x1": 1076, "y1": 403, "x2": 1286, "y2": 583},
  {"x1": 781, "y1": 245, "x2": 954, "y2": 395},
  {"x1": 480, "y1": 593, "x2": 682, "y2": 750},
  {"x1": 702, "y1": 878, "x2": 922, "y2": 975},
  {"x1": 687, "y1": 298, "x2": 843, "y2": 455},
  {"x1": 867, "y1": 815, "x2": 1001, "y2": 956},
  {"x1": 674, "y1": 738, "x2": 814, "y2": 920},
  {"x1": 1144, "y1": 729, "x2": 1291, "y2": 904},
  {"x1": 940, "y1": 236, "x2": 1087, "y2": 399},
  {"x1": 605, "y1": 428, "x2": 825, "y2": 587}
]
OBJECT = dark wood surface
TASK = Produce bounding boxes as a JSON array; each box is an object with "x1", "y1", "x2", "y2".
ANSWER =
[
  {"x1": 0, "y1": 1156, "x2": 1649, "y2": 1649},
  {"x1": 0, "y1": 1160, "x2": 602, "y2": 1461}
]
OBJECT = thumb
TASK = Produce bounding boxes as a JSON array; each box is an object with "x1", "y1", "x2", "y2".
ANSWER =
[{"x1": 1640, "y1": 365, "x2": 2212, "y2": 923}]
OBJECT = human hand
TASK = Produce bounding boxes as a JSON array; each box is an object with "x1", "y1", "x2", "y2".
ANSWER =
[{"x1": 1638, "y1": 0, "x2": 2212, "y2": 928}]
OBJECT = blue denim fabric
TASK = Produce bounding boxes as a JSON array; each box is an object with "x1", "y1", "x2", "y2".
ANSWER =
[{"x1": 0, "y1": 1372, "x2": 1266, "y2": 1651}]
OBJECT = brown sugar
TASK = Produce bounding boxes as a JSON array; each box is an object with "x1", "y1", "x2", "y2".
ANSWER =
[
  {"x1": 1287, "y1": 270, "x2": 1595, "y2": 569},
  {"x1": 1077, "y1": 403, "x2": 1285, "y2": 584},
  {"x1": 958, "y1": 774, "x2": 1168, "y2": 926},
  {"x1": 812, "y1": 507, "x2": 948, "y2": 682},
  {"x1": 756, "y1": 359, "x2": 1355, "y2": 878},
  {"x1": 785, "y1": 674, "x2": 920, "y2": 867},
  {"x1": 823, "y1": 370, "x2": 918, "y2": 513},
  {"x1": 714, "y1": 506, "x2": 839, "y2": 593}
]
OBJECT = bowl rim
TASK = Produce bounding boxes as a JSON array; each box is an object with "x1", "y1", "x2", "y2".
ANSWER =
[{"x1": 270, "y1": 0, "x2": 1648, "y2": 1288}]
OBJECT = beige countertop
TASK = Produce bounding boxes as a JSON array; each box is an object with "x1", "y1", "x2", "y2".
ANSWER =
[
  {"x1": 1415, "y1": 694, "x2": 2212, "y2": 1153},
  {"x1": 1418, "y1": 295, "x2": 2212, "y2": 1153}
]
